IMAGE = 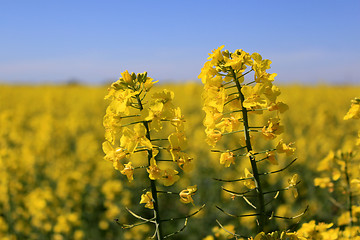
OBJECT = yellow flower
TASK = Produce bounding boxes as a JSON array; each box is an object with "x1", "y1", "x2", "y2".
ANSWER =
[
  {"x1": 337, "y1": 211, "x2": 350, "y2": 226},
  {"x1": 103, "y1": 106, "x2": 122, "y2": 129},
  {"x1": 243, "y1": 168, "x2": 256, "y2": 189},
  {"x1": 140, "y1": 191, "x2": 154, "y2": 209},
  {"x1": 251, "y1": 53, "x2": 276, "y2": 85},
  {"x1": 179, "y1": 185, "x2": 197, "y2": 204},
  {"x1": 276, "y1": 139, "x2": 295, "y2": 156},
  {"x1": 161, "y1": 168, "x2": 180, "y2": 186},
  {"x1": 314, "y1": 177, "x2": 334, "y2": 190},
  {"x1": 121, "y1": 70, "x2": 134, "y2": 85},
  {"x1": 268, "y1": 102, "x2": 289, "y2": 113},
  {"x1": 266, "y1": 151, "x2": 278, "y2": 165},
  {"x1": 177, "y1": 152, "x2": 194, "y2": 172},
  {"x1": 110, "y1": 89, "x2": 138, "y2": 115},
  {"x1": 205, "y1": 129, "x2": 222, "y2": 147},
  {"x1": 153, "y1": 89, "x2": 176, "y2": 111},
  {"x1": 203, "y1": 86, "x2": 226, "y2": 113},
  {"x1": 120, "y1": 162, "x2": 134, "y2": 182},
  {"x1": 143, "y1": 102, "x2": 164, "y2": 131},
  {"x1": 262, "y1": 118, "x2": 284, "y2": 140},
  {"x1": 288, "y1": 174, "x2": 298, "y2": 198},
  {"x1": 241, "y1": 84, "x2": 267, "y2": 110},
  {"x1": 102, "y1": 141, "x2": 127, "y2": 171},
  {"x1": 207, "y1": 45, "x2": 225, "y2": 64},
  {"x1": 203, "y1": 107, "x2": 223, "y2": 130},
  {"x1": 170, "y1": 107, "x2": 185, "y2": 132},
  {"x1": 317, "y1": 151, "x2": 335, "y2": 172},
  {"x1": 263, "y1": 85, "x2": 281, "y2": 103},
  {"x1": 168, "y1": 132, "x2": 187, "y2": 161},
  {"x1": 120, "y1": 124, "x2": 152, "y2": 153},
  {"x1": 224, "y1": 51, "x2": 249, "y2": 72},
  {"x1": 198, "y1": 61, "x2": 218, "y2": 84},
  {"x1": 152, "y1": 89, "x2": 174, "y2": 103},
  {"x1": 215, "y1": 115, "x2": 241, "y2": 133},
  {"x1": 219, "y1": 151, "x2": 235, "y2": 167},
  {"x1": 143, "y1": 76, "x2": 158, "y2": 91},
  {"x1": 344, "y1": 97, "x2": 360, "y2": 120},
  {"x1": 147, "y1": 158, "x2": 162, "y2": 180},
  {"x1": 204, "y1": 75, "x2": 224, "y2": 88},
  {"x1": 211, "y1": 224, "x2": 236, "y2": 239}
]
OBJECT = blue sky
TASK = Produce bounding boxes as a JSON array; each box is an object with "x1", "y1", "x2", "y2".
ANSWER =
[{"x1": 1, "y1": 0, "x2": 359, "y2": 84}]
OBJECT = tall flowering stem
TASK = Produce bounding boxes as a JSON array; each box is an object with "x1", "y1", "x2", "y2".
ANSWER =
[
  {"x1": 135, "y1": 94, "x2": 164, "y2": 239},
  {"x1": 102, "y1": 71, "x2": 198, "y2": 239},
  {"x1": 314, "y1": 97, "x2": 360, "y2": 229},
  {"x1": 200, "y1": 46, "x2": 299, "y2": 234},
  {"x1": 231, "y1": 68, "x2": 266, "y2": 230}
]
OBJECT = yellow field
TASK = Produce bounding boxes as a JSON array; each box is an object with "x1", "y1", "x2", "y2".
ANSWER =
[{"x1": 0, "y1": 84, "x2": 359, "y2": 239}]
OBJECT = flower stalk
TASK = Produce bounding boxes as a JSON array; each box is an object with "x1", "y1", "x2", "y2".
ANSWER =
[
  {"x1": 102, "y1": 70, "x2": 199, "y2": 239},
  {"x1": 231, "y1": 67, "x2": 266, "y2": 231},
  {"x1": 200, "y1": 46, "x2": 299, "y2": 235},
  {"x1": 135, "y1": 94, "x2": 164, "y2": 239}
]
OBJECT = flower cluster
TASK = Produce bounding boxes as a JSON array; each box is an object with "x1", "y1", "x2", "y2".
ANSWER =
[
  {"x1": 200, "y1": 46, "x2": 294, "y2": 166},
  {"x1": 311, "y1": 97, "x2": 360, "y2": 235},
  {"x1": 297, "y1": 220, "x2": 360, "y2": 239},
  {"x1": 102, "y1": 70, "x2": 195, "y2": 208},
  {"x1": 199, "y1": 46, "x2": 300, "y2": 234},
  {"x1": 344, "y1": 97, "x2": 360, "y2": 147}
]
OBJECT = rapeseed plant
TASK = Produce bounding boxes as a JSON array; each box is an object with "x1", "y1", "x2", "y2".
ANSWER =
[
  {"x1": 102, "y1": 71, "x2": 201, "y2": 239},
  {"x1": 199, "y1": 46, "x2": 304, "y2": 237},
  {"x1": 306, "y1": 97, "x2": 360, "y2": 238}
]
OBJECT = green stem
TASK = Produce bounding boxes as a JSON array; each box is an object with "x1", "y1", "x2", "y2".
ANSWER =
[
  {"x1": 344, "y1": 155, "x2": 353, "y2": 227},
  {"x1": 230, "y1": 68, "x2": 266, "y2": 232},
  {"x1": 135, "y1": 94, "x2": 164, "y2": 240}
]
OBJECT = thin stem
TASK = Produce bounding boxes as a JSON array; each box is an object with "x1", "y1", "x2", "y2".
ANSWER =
[
  {"x1": 121, "y1": 120, "x2": 150, "y2": 128},
  {"x1": 222, "y1": 186, "x2": 256, "y2": 196},
  {"x1": 256, "y1": 156, "x2": 269, "y2": 163},
  {"x1": 259, "y1": 158, "x2": 297, "y2": 176},
  {"x1": 248, "y1": 108, "x2": 268, "y2": 112},
  {"x1": 151, "y1": 138, "x2": 169, "y2": 142},
  {"x1": 231, "y1": 67, "x2": 266, "y2": 232},
  {"x1": 135, "y1": 94, "x2": 164, "y2": 240},
  {"x1": 222, "y1": 109, "x2": 243, "y2": 116},
  {"x1": 264, "y1": 191, "x2": 280, "y2": 206},
  {"x1": 262, "y1": 181, "x2": 301, "y2": 195},
  {"x1": 216, "y1": 219, "x2": 248, "y2": 239},
  {"x1": 213, "y1": 176, "x2": 254, "y2": 183},
  {"x1": 232, "y1": 146, "x2": 247, "y2": 152},
  {"x1": 211, "y1": 146, "x2": 246, "y2": 154},
  {"x1": 221, "y1": 129, "x2": 245, "y2": 136},
  {"x1": 344, "y1": 156, "x2": 353, "y2": 227},
  {"x1": 120, "y1": 114, "x2": 142, "y2": 119},
  {"x1": 228, "y1": 92, "x2": 240, "y2": 96},
  {"x1": 160, "y1": 204, "x2": 206, "y2": 222},
  {"x1": 225, "y1": 84, "x2": 238, "y2": 89},
  {"x1": 253, "y1": 149, "x2": 276, "y2": 155},
  {"x1": 224, "y1": 96, "x2": 240, "y2": 106},
  {"x1": 216, "y1": 205, "x2": 258, "y2": 218},
  {"x1": 134, "y1": 166, "x2": 148, "y2": 170},
  {"x1": 244, "y1": 80, "x2": 256, "y2": 86},
  {"x1": 164, "y1": 218, "x2": 188, "y2": 239},
  {"x1": 157, "y1": 190, "x2": 179, "y2": 195},
  {"x1": 240, "y1": 69, "x2": 254, "y2": 79}
]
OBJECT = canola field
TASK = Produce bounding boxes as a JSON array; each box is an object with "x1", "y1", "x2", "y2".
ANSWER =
[{"x1": 0, "y1": 83, "x2": 359, "y2": 240}]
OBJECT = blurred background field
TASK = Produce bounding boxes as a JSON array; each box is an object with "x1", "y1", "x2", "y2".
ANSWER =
[{"x1": 0, "y1": 83, "x2": 359, "y2": 239}]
